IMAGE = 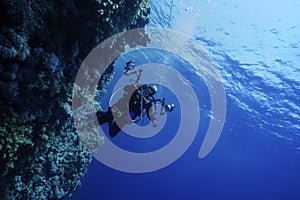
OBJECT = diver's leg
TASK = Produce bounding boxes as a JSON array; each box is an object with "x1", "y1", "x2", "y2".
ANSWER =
[
  {"x1": 109, "y1": 122, "x2": 121, "y2": 137},
  {"x1": 95, "y1": 110, "x2": 113, "y2": 125},
  {"x1": 109, "y1": 118, "x2": 127, "y2": 137}
]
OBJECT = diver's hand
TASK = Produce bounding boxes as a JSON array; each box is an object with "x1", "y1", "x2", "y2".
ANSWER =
[{"x1": 152, "y1": 119, "x2": 158, "y2": 127}]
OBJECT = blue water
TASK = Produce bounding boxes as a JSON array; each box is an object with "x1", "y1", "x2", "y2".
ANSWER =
[{"x1": 69, "y1": 0, "x2": 300, "y2": 199}]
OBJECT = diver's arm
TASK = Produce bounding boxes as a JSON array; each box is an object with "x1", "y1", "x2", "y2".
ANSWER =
[{"x1": 145, "y1": 104, "x2": 158, "y2": 127}]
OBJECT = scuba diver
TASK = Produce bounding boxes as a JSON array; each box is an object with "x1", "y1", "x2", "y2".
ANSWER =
[
  {"x1": 129, "y1": 84, "x2": 158, "y2": 124},
  {"x1": 124, "y1": 60, "x2": 135, "y2": 74},
  {"x1": 95, "y1": 61, "x2": 175, "y2": 137}
]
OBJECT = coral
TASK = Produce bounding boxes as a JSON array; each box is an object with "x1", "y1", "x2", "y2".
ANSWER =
[
  {"x1": 96, "y1": 0, "x2": 150, "y2": 31},
  {"x1": 43, "y1": 53, "x2": 59, "y2": 73},
  {"x1": 0, "y1": 114, "x2": 34, "y2": 175},
  {"x1": 0, "y1": 27, "x2": 30, "y2": 62},
  {"x1": 0, "y1": 0, "x2": 150, "y2": 199}
]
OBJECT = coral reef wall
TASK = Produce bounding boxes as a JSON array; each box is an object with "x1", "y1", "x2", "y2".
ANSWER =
[{"x1": 0, "y1": 0, "x2": 149, "y2": 199}]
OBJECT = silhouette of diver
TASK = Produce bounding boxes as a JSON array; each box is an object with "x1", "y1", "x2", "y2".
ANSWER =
[
  {"x1": 96, "y1": 84, "x2": 158, "y2": 137},
  {"x1": 124, "y1": 60, "x2": 135, "y2": 74},
  {"x1": 95, "y1": 61, "x2": 175, "y2": 137}
]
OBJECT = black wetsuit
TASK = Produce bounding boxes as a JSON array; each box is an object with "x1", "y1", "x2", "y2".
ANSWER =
[
  {"x1": 96, "y1": 84, "x2": 156, "y2": 137},
  {"x1": 129, "y1": 84, "x2": 156, "y2": 121}
]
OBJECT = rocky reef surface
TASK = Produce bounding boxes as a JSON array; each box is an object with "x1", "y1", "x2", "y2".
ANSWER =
[{"x1": 0, "y1": 0, "x2": 149, "y2": 199}]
